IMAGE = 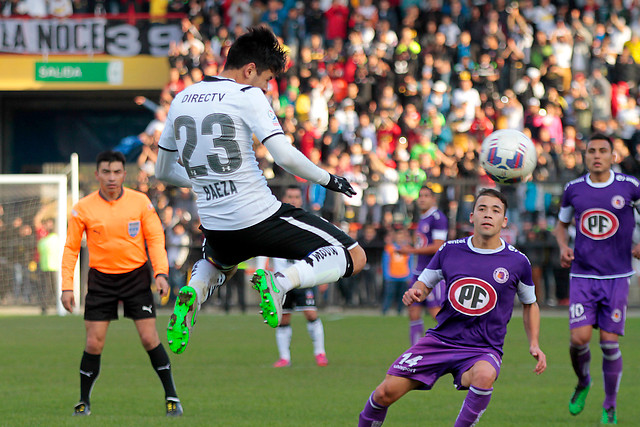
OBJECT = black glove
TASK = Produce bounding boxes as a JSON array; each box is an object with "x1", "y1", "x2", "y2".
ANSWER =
[{"x1": 323, "y1": 174, "x2": 356, "y2": 197}]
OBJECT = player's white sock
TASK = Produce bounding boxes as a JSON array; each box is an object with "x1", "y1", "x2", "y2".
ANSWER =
[
  {"x1": 188, "y1": 259, "x2": 226, "y2": 306},
  {"x1": 307, "y1": 318, "x2": 325, "y2": 355},
  {"x1": 283, "y1": 246, "x2": 348, "y2": 290},
  {"x1": 275, "y1": 325, "x2": 292, "y2": 361}
]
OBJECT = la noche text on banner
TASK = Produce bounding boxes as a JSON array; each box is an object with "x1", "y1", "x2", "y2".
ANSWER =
[{"x1": 0, "y1": 17, "x2": 181, "y2": 56}]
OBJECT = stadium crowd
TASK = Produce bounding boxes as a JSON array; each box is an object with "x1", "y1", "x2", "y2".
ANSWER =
[
  {"x1": 129, "y1": 0, "x2": 640, "y2": 309},
  {"x1": 4, "y1": 0, "x2": 640, "y2": 310}
]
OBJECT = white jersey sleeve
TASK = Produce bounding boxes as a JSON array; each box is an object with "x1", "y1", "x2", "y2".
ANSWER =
[
  {"x1": 557, "y1": 205, "x2": 574, "y2": 224},
  {"x1": 417, "y1": 268, "x2": 444, "y2": 288},
  {"x1": 156, "y1": 148, "x2": 193, "y2": 188},
  {"x1": 264, "y1": 134, "x2": 330, "y2": 185},
  {"x1": 243, "y1": 86, "x2": 286, "y2": 142},
  {"x1": 517, "y1": 281, "x2": 537, "y2": 304}
]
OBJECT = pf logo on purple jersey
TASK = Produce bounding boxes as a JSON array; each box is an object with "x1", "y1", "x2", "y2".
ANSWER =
[
  {"x1": 579, "y1": 208, "x2": 619, "y2": 240},
  {"x1": 448, "y1": 278, "x2": 497, "y2": 316}
]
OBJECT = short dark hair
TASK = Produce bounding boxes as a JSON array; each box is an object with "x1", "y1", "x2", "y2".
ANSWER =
[
  {"x1": 588, "y1": 132, "x2": 613, "y2": 150},
  {"x1": 96, "y1": 150, "x2": 126, "y2": 169},
  {"x1": 472, "y1": 188, "x2": 508, "y2": 212},
  {"x1": 224, "y1": 26, "x2": 287, "y2": 75}
]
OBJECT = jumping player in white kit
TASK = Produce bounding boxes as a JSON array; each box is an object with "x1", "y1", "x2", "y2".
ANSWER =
[{"x1": 155, "y1": 25, "x2": 366, "y2": 354}]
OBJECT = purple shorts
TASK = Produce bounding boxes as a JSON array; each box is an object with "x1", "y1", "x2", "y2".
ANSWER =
[
  {"x1": 386, "y1": 334, "x2": 502, "y2": 390},
  {"x1": 569, "y1": 276, "x2": 630, "y2": 336},
  {"x1": 410, "y1": 277, "x2": 445, "y2": 309}
]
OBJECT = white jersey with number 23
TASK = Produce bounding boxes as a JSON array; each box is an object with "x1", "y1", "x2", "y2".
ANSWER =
[{"x1": 158, "y1": 76, "x2": 283, "y2": 231}]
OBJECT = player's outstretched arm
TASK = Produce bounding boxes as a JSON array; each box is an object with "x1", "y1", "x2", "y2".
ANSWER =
[
  {"x1": 403, "y1": 281, "x2": 431, "y2": 306},
  {"x1": 522, "y1": 302, "x2": 546, "y2": 375},
  {"x1": 156, "y1": 148, "x2": 193, "y2": 188},
  {"x1": 264, "y1": 135, "x2": 355, "y2": 197}
]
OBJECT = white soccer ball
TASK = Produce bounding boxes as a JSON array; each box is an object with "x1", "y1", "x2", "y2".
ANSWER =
[{"x1": 479, "y1": 129, "x2": 538, "y2": 184}]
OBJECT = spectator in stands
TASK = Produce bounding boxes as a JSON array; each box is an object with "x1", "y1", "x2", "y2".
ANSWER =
[
  {"x1": 356, "y1": 223, "x2": 384, "y2": 306},
  {"x1": 381, "y1": 226, "x2": 411, "y2": 315},
  {"x1": 397, "y1": 158, "x2": 426, "y2": 222},
  {"x1": 325, "y1": 0, "x2": 349, "y2": 42},
  {"x1": 358, "y1": 191, "x2": 383, "y2": 227},
  {"x1": 451, "y1": 71, "x2": 481, "y2": 132}
]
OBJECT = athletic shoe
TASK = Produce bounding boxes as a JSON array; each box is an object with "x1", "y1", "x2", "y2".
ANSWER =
[
  {"x1": 315, "y1": 353, "x2": 329, "y2": 367},
  {"x1": 251, "y1": 269, "x2": 284, "y2": 328},
  {"x1": 166, "y1": 399, "x2": 183, "y2": 417},
  {"x1": 569, "y1": 382, "x2": 591, "y2": 415},
  {"x1": 273, "y1": 358, "x2": 291, "y2": 368},
  {"x1": 167, "y1": 286, "x2": 198, "y2": 354},
  {"x1": 73, "y1": 402, "x2": 90, "y2": 416},
  {"x1": 601, "y1": 407, "x2": 617, "y2": 424}
]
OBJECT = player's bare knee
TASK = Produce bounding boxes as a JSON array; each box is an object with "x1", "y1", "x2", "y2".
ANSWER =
[
  {"x1": 279, "y1": 313, "x2": 292, "y2": 326},
  {"x1": 140, "y1": 333, "x2": 160, "y2": 351},
  {"x1": 571, "y1": 336, "x2": 590, "y2": 346},
  {"x1": 85, "y1": 338, "x2": 105, "y2": 354},
  {"x1": 349, "y1": 245, "x2": 367, "y2": 275},
  {"x1": 470, "y1": 363, "x2": 497, "y2": 388},
  {"x1": 570, "y1": 328, "x2": 592, "y2": 346},
  {"x1": 374, "y1": 383, "x2": 397, "y2": 406}
]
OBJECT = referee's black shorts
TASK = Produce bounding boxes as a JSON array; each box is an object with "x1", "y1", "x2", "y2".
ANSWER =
[
  {"x1": 84, "y1": 264, "x2": 155, "y2": 321},
  {"x1": 201, "y1": 203, "x2": 358, "y2": 270}
]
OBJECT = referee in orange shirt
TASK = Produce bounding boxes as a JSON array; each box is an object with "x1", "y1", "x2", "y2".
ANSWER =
[{"x1": 61, "y1": 151, "x2": 182, "y2": 417}]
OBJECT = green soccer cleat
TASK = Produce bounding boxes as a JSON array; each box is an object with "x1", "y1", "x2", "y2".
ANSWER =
[
  {"x1": 72, "y1": 401, "x2": 90, "y2": 416},
  {"x1": 251, "y1": 269, "x2": 284, "y2": 328},
  {"x1": 167, "y1": 286, "x2": 198, "y2": 354},
  {"x1": 569, "y1": 382, "x2": 591, "y2": 415},
  {"x1": 601, "y1": 407, "x2": 617, "y2": 424}
]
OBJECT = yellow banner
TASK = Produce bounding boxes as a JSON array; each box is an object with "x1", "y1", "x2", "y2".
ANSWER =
[{"x1": 0, "y1": 55, "x2": 169, "y2": 90}]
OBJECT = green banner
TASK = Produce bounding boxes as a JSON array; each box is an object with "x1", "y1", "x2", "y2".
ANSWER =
[{"x1": 35, "y1": 61, "x2": 123, "y2": 84}]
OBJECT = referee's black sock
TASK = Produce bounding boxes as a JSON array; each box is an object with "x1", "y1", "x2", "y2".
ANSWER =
[
  {"x1": 147, "y1": 343, "x2": 178, "y2": 400},
  {"x1": 79, "y1": 351, "x2": 101, "y2": 405}
]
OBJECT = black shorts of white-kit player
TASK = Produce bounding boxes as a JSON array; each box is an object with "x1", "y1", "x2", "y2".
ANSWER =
[{"x1": 200, "y1": 203, "x2": 357, "y2": 272}]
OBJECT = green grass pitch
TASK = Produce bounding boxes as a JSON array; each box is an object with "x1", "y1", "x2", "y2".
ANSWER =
[{"x1": 1, "y1": 311, "x2": 640, "y2": 426}]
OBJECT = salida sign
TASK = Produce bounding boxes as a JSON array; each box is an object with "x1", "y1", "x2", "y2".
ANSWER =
[{"x1": 0, "y1": 17, "x2": 181, "y2": 56}]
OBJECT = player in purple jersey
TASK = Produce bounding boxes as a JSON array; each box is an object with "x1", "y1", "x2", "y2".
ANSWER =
[
  {"x1": 398, "y1": 186, "x2": 448, "y2": 345},
  {"x1": 553, "y1": 133, "x2": 640, "y2": 424},
  {"x1": 359, "y1": 189, "x2": 546, "y2": 427}
]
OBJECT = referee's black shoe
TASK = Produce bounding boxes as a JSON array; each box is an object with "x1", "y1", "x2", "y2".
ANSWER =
[{"x1": 166, "y1": 399, "x2": 183, "y2": 417}]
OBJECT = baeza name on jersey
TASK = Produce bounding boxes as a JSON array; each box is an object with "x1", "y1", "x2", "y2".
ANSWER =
[
  {"x1": 203, "y1": 180, "x2": 237, "y2": 200},
  {"x1": 181, "y1": 93, "x2": 226, "y2": 103}
]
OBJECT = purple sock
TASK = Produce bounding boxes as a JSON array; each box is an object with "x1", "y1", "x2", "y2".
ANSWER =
[
  {"x1": 409, "y1": 319, "x2": 424, "y2": 346},
  {"x1": 454, "y1": 386, "x2": 492, "y2": 427},
  {"x1": 601, "y1": 341, "x2": 622, "y2": 409},
  {"x1": 570, "y1": 343, "x2": 591, "y2": 387},
  {"x1": 359, "y1": 392, "x2": 388, "y2": 426}
]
